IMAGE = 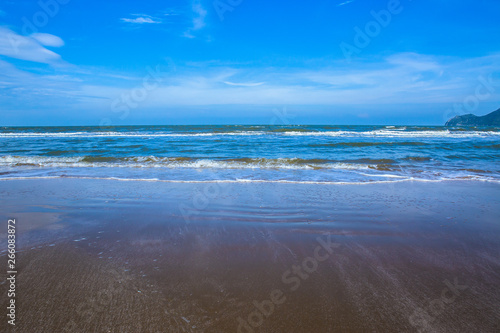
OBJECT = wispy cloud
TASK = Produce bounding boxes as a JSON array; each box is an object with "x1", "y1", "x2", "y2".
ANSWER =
[
  {"x1": 120, "y1": 14, "x2": 161, "y2": 24},
  {"x1": 191, "y1": 3, "x2": 207, "y2": 30},
  {"x1": 98, "y1": 53, "x2": 500, "y2": 106},
  {"x1": 337, "y1": 0, "x2": 355, "y2": 7},
  {"x1": 183, "y1": 2, "x2": 208, "y2": 38},
  {"x1": 223, "y1": 81, "x2": 265, "y2": 87},
  {"x1": 0, "y1": 27, "x2": 64, "y2": 64},
  {"x1": 1, "y1": 52, "x2": 499, "y2": 119},
  {"x1": 30, "y1": 33, "x2": 64, "y2": 47}
]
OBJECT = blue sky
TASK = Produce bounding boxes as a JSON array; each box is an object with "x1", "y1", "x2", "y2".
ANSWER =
[{"x1": 0, "y1": 0, "x2": 499, "y2": 125}]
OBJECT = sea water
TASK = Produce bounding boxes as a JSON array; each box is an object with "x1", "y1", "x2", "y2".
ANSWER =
[{"x1": 1, "y1": 125, "x2": 499, "y2": 184}]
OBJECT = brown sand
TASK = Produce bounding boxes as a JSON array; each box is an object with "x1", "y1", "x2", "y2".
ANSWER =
[{"x1": 0, "y1": 179, "x2": 500, "y2": 332}]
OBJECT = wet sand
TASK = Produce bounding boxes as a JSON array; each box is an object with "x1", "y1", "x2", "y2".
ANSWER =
[{"x1": 1, "y1": 179, "x2": 500, "y2": 332}]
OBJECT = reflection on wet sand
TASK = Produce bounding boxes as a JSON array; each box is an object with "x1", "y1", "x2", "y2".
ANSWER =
[{"x1": 0, "y1": 179, "x2": 499, "y2": 332}]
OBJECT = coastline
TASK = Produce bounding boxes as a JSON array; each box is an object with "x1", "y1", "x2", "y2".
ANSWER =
[{"x1": 1, "y1": 178, "x2": 499, "y2": 332}]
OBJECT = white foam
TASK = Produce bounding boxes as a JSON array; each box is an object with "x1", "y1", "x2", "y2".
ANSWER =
[
  {"x1": 283, "y1": 130, "x2": 500, "y2": 138},
  {"x1": 0, "y1": 131, "x2": 266, "y2": 138},
  {"x1": 1, "y1": 129, "x2": 499, "y2": 138},
  {"x1": 0, "y1": 155, "x2": 373, "y2": 171},
  {"x1": 0, "y1": 175, "x2": 498, "y2": 185}
]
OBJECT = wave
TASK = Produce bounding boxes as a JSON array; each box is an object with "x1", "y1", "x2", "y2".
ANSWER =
[
  {"x1": 1, "y1": 175, "x2": 498, "y2": 185},
  {"x1": 0, "y1": 131, "x2": 267, "y2": 138},
  {"x1": 1, "y1": 154, "x2": 498, "y2": 184},
  {"x1": 282, "y1": 130, "x2": 500, "y2": 138},
  {"x1": 308, "y1": 142, "x2": 429, "y2": 148},
  {"x1": 1, "y1": 129, "x2": 499, "y2": 138},
  {"x1": 0, "y1": 155, "x2": 381, "y2": 170},
  {"x1": 3, "y1": 155, "x2": 497, "y2": 173}
]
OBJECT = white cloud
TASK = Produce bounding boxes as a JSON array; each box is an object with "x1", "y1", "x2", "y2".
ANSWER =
[
  {"x1": 119, "y1": 54, "x2": 500, "y2": 106},
  {"x1": 1, "y1": 52, "x2": 499, "y2": 117},
  {"x1": 120, "y1": 16, "x2": 161, "y2": 24},
  {"x1": 192, "y1": 3, "x2": 207, "y2": 30},
  {"x1": 30, "y1": 33, "x2": 65, "y2": 47},
  {"x1": 0, "y1": 27, "x2": 64, "y2": 64},
  {"x1": 183, "y1": 2, "x2": 207, "y2": 38},
  {"x1": 337, "y1": 0, "x2": 355, "y2": 7},
  {"x1": 300, "y1": 53, "x2": 444, "y2": 89},
  {"x1": 386, "y1": 53, "x2": 441, "y2": 72},
  {"x1": 0, "y1": 59, "x2": 84, "y2": 110},
  {"x1": 223, "y1": 81, "x2": 265, "y2": 87}
]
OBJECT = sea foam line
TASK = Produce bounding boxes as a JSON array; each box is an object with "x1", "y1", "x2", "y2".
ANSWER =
[
  {"x1": 0, "y1": 156, "x2": 374, "y2": 170},
  {"x1": 0, "y1": 175, "x2": 499, "y2": 185},
  {"x1": 1, "y1": 130, "x2": 499, "y2": 138}
]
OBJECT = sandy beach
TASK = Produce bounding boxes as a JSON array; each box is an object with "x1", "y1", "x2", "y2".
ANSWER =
[{"x1": 0, "y1": 179, "x2": 499, "y2": 332}]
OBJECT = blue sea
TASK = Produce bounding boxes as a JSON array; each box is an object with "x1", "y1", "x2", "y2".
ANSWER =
[{"x1": 0, "y1": 125, "x2": 499, "y2": 184}]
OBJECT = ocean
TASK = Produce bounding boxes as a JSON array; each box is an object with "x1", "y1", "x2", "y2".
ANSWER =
[{"x1": 1, "y1": 125, "x2": 499, "y2": 184}]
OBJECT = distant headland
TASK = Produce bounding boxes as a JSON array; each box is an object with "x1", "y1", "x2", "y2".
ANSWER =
[{"x1": 445, "y1": 108, "x2": 500, "y2": 126}]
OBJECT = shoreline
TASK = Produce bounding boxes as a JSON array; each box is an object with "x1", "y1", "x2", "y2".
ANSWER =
[{"x1": 1, "y1": 175, "x2": 500, "y2": 185}]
